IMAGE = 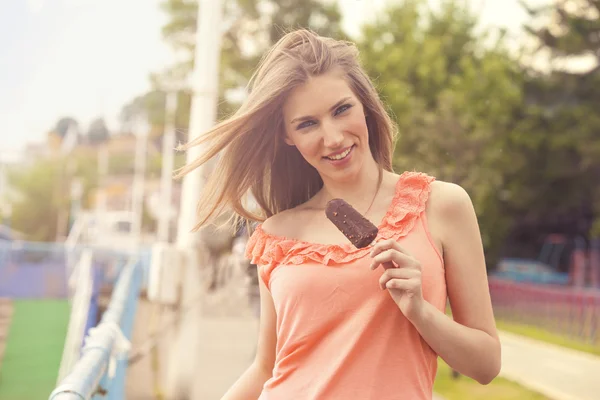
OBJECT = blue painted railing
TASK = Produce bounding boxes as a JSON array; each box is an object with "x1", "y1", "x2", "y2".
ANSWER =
[
  {"x1": 0, "y1": 240, "x2": 151, "y2": 299},
  {"x1": 48, "y1": 257, "x2": 143, "y2": 400}
]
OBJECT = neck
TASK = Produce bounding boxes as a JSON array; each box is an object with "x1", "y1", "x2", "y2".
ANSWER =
[{"x1": 318, "y1": 157, "x2": 382, "y2": 213}]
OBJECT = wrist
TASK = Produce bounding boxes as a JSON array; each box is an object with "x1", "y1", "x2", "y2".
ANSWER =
[{"x1": 407, "y1": 300, "x2": 434, "y2": 329}]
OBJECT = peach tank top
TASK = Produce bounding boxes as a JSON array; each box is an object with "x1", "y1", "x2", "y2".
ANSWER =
[{"x1": 246, "y1": 171, "x2": 447, "y2": 400}]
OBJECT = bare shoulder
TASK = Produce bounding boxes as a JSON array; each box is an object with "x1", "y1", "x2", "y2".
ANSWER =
[
  {"x1": 426, "y1": 180, "x2": 478, "y2": 251},
  {"x1": 260, "y1": 207, "x2": 302, "y2": 238},
  {"x1": 428, "y1": 180, "x2": 474, "y2": 218}
]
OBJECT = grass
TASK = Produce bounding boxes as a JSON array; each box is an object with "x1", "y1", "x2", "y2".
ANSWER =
[
  {"x1": 0, "y1": 299, "x2": 70, "y2": 400},
  {"x1": 434, "y1": 359, "x2": 549, "y2": 400},
  {"x1": 495, "y1": 319, "x2": 600, "y2": 356},
  {"x1": 435, "y1": 307, "x2": 598, "y2": 398}
]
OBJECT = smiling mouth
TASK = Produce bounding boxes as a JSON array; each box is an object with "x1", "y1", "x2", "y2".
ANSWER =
[{"x1": 324, "y1": 145, "x2": 354, "y2": 161}]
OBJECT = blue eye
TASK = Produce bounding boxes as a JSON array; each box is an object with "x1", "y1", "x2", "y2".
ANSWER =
[
  {"x1": 295, "y1": 104, "x2": 353, "y2": 130},
  {"x1": 334, "y1": 104, "x2": 352, "y2": 115},
  {"x1": 297, "y1": 120, "x2": 315, "y2": 130}
]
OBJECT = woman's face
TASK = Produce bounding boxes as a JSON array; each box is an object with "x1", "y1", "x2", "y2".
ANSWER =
[{"x1": 282, "y1": 70, "x2": 371, "y2": 184}]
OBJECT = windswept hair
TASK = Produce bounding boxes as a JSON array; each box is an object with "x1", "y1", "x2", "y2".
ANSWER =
[{"x1": 175, "y1": 29, "x2": 396, "y2": 231}]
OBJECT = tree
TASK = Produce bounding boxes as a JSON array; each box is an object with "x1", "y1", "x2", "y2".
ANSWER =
[
  {"x1": 47, "y1": 116, "x2": 80, "y2": 153},
  {"x1": 358, "y1": 0, "x2": 525, "y2": 264},
  {"x1": 159, "y1": 0, "x2": 344, "y2": 90},
  {"x1": 7, "y1": 153, "x2": 98, "y2": 242},
  {"x1": 121, "y1": 0, "x2": 344, "y2": 134},
  {"x1": 518, "y1": 0, "x2": 600, "y2": 241},
  {"x1": 7, "y1": 160, "x2": 62, "y2": 241},
  {"x1": 53, "y1": 117, "x2": 79, "y2": 138},
  {"x1": 8, "y1": 150, "x2": 97, "y2": 242},
  {"x1": 87, "y1": 117, "x2": 110, "y2": 145},
  {"x1": 119, "y1": 88, "x2": 190, "y2": 145}
]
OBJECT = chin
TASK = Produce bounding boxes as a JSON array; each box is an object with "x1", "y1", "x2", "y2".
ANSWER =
[{"x1": 321, "y1": 157, "x2": 363, "y2": 184}]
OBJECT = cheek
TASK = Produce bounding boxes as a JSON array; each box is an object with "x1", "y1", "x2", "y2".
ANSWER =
[
  {"x1": 344, "y1": 112, "x2": 369, "y2": 138},
  {"x1": 293, "y1": 134, "x2": 322, "y2": 159}
]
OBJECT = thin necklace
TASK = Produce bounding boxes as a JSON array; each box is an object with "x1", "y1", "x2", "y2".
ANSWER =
[
  {"x1": 362, "y1": 184, "x2": 380, "y2": 216},
  {"x1": 323, "y1": 169, "x2": 383, "y2": 217},
  {"x1": 362, "y1": 169, "x2": 383, "y2": 216}
]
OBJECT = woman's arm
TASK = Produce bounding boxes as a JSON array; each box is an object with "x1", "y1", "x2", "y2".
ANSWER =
[
  {"x1": 221, "y1": 271, "x2": 277, "y2": 399},
  {"x1": 371, "y1": 181, "x2": 501, "y2": 385}
]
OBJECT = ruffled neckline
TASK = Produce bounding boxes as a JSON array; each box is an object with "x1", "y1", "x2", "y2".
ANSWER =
[{"x1": 246, "y1": 171, "x2": 435, "y2": 269}]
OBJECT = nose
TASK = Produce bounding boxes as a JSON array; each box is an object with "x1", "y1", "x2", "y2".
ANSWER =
[{"x1": 321, "y1": 121, "x2": 344, "y2": 149}]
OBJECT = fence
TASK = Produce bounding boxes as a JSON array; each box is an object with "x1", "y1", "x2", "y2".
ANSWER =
[
  {"x1": 49, "y1": 257, "x2": 143, "y2": 400},
  {"x1": 490, "y1": 277, "x2": 600, "y2": 346},
  {"x1": 0, "y1": 241, "x2": 73, "y2": 298},
  {"x1": 0, "y1": 241, "x2": 151, "y2": 299}
]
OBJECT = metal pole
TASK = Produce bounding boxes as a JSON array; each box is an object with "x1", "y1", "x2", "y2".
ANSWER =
[
  {"x1": 131, "y1": 118, "x2": 149, "y2": 245},
  {"x1": 158, "y1": 91, "x2": 178, "y2": 243},
  {"x1": 176, "y1": 0, "x2": 224, "y2": 248},
  {"x1": 96, "y1": 146, "x2": 108, "y2": 216},
  {"x1": 167, "y1": 0, "x2": 224, "y2": 397}
]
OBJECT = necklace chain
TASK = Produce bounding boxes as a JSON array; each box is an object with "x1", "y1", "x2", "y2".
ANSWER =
[{"x1": 322, "y1": 169, "x2": 382, "y2": 217}]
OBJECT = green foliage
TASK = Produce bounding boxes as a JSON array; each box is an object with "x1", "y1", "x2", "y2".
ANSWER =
[
  {"x1": 121, "y1": 0, "x2": 345, "y2": 134},
  {"x1": 111, "y1": 0, "x2": 600, "y2": 262},
  {"x1": 354, "y1": 0, "x2": 600, "y2": 261},
  {"x1": 7, "y1": 160, "x2": 62, "y2": 241},
  {"x1": 358, "y1": 0, "x2": 525, "y2": 262},
  {"x1": 120, "y1": 89, "x2": 191, "y2": 140},
  {"x1": 7, "y1": 153, "x2": 98, "y2": 242},
  {"x1": 520, "y1": 0, "x2": 600, "y2": 239}
]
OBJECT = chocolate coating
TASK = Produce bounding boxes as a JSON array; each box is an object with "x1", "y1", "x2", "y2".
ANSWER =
[{"x1": 325, "y1": 198, "x2": 378, "y2": 248}]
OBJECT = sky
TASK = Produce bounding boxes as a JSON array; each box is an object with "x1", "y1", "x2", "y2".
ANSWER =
[{"x1": 0, "y1": 0, "x2": 553, "y2": 158}]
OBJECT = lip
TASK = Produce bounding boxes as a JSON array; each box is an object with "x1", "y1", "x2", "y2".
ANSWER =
[
  {"x1": 323, "y1": 145, "x2": 355, "y2": 166},
  {"x1": 323, "y1": 145, "x2": 354, "y2": 159}
]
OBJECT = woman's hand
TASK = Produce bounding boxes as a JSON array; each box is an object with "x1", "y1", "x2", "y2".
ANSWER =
[{"x1": 369, "y1": 239, "x2": 426, "y2": 324}]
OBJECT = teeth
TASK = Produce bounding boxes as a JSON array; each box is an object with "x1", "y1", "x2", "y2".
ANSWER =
[{"x1": 327, "y1": 147, "x2": 351, "y2": 160}]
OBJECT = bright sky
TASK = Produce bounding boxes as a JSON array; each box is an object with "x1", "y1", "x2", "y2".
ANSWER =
[{"x1": 0, "y1": 0, "x2": 550, "y2": 155}]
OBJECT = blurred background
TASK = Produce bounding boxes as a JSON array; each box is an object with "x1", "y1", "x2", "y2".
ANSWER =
[{"x1": 0, "y1": 0, "x2": 599, "y2": 399}]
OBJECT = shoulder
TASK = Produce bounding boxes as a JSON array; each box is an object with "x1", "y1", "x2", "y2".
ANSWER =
[
  {"x1": 246, "y1": 205, "x2": 312, "y2": 263},
  {"x1": 429, "y1": 181, "x2": 474, "y2": 215},
  {"x1": 395, "y1": 171, "x2": 472, "y2": 218},
  {"x1": 260, "y1": 208, "x2": 297, "y2": 237},
  {"x1": 427, "y1": 180, "x2": 478, "y2": 238},
  {"x1": 259, "y1": 201, "x2": 316, "y2": 238},
  {"x1": 245, "y1": 211, "x2": 294, "y2": 263}
]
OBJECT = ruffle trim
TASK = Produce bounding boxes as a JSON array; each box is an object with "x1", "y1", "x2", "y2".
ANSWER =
[{"x1": 245, "y1": 171, "x2": 435, "y2": 283}]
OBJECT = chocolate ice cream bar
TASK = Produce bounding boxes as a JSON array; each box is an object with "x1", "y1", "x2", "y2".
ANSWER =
[{"x1": 325, "y1": 199, "x2": 378, "y2": 248}]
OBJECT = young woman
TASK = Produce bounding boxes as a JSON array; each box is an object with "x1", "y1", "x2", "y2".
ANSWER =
[{"x1": 177, "y1": 29, "x2": 501, "y2": 400}]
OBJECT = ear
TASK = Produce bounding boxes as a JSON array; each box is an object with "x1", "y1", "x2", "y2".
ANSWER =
[{"x1": 284, "y1": 135, "x2": 295, "y2": 146}]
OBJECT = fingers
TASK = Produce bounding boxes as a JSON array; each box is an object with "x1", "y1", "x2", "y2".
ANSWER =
[
  {"x1": 384, "y1": 278, "x2": 421, "y2": 293},
  {"x1": 371, "y1": 239, "x2": 410, "y2": 257},
  {"x1": 378, "y1": 268, "x2": 421, "y2": 290},
  {"x1": 369, "y1": 248, "x2": 418, "y2": 271}
]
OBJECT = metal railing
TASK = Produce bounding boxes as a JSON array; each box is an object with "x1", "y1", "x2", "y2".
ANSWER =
[
  {"x1": 490, "y1": 277, "x2": 600, "y2": 345},
  {"x1": 49, "y1": 257, "x2": 143, "y2": 400}
]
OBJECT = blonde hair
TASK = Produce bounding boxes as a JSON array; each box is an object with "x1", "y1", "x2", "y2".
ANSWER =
[{"x1": 175, "y1": 29, "x2": 397, "y2": 231}]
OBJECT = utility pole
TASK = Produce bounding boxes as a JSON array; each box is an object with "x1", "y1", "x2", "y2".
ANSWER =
[
  {"x1": 131, "y1": 116, "x2": 150, "y2": 245},
  {"x1": 158, "y1": 91, "x2": 178, "y2": 243},
  {"x1": 166, "y1": 0, "x2": 224, "y2": 398},
  {"x1": 96, "y1": 145, "x2": 109, "y2": 216},
  {"x1": 176, "y1": 0, "x2": 224, "y2": 248}
]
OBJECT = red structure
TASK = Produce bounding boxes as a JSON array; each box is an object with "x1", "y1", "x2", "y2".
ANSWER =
[{"x1": 590, "y1": 238, "x2": 600, "y2": 289}]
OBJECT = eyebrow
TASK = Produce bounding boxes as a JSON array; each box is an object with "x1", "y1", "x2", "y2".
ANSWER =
[{"x1": 289, "y1": 96, "x2": 352, "y2": 125}]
